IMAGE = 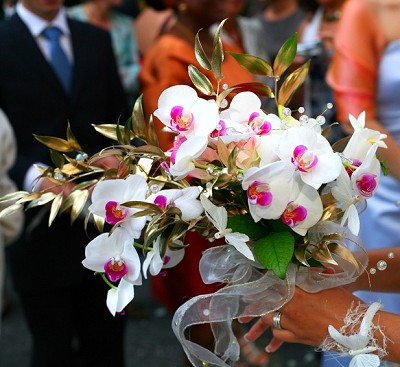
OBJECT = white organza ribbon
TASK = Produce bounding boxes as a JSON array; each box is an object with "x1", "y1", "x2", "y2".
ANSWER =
[{"x1": 172, "y1": 221, "x2": 369, "y2": 367}]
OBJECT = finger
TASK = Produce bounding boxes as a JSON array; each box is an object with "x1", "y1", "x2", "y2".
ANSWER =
[
  {"x1": 265, "y1": 336, "x2": 284, "y2": 353},
  {"x1": 244, "y1": 316, "x2": 271, "y2": 342},
  {"x1": 238, "y1": 316, "x2": 253, "y2": 324}
]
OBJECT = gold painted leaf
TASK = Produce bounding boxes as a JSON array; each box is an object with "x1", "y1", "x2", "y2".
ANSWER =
[
  {"x1": 70, "y1": 189, "x2": 89, "y2": 224},
  {"x1": 214, "y1": 173, "x2": 233, "y2": 189},
  {"x1": 312, "y1": 243, "x2": 338, "y2": 266},
  {"x1": 227, "y1": 52, "x2": 274, "y2": 76},
  {"x1": 66, "y1": 123, "x2": 82, "y2": 151},
  {"x1": 61, "y1": 162, "x2": 85, "y2": 176},
  {"x1": 329, "y1": 243, "x2": 361, "y2": 273},
  {"x1": 133, "y1": 144, "x2": 165, "y2": 157},
  {"x1": 273, "y1": 33, "x2": 297, "y2": 78},
  {"x1": 93, "y1": 213, "x2": 105, "y2": 233},
  {"x1": 294, "y1": 244, "x2": 311, "y2": 267},
  {"x1": 33, "y1": 134, "x2": 73, "y2": 152},
  {"x1": 277, "y1": 60, "x2": 310, "y2": 106},
  {"x1": 0, "y1": 203, "x2": 23, "y2": 219},
  {"x1": 211, "y1": 19, "x2": 227, "y2": 81},
  {"x1": 50, "y1": 149, "x2": 65, "y2": 169},
  {"x1": 26, "y1": 192, "x2": 57, "y2": 209},
  {"x1": 0, "y1": 191, "x2": 30, "y2": 203},
  {"x1": 195, "y1": 31, "x2": 211, "y2": 70},
  {"x1": 122, "y1": 200, "x2": 163, "y2": 214},
  {"x1": 73, "y1": 179, "x2": 98, "y2": 192},
  {"x1": 188, "y1": 65, "x2": 214, "y2": 96},
  {"x1": 232, "y1": 82, "x2": 274, "y2": 98},
  {"x1": 147, "y1": 115, "x2": 159, "y2": 147},
  {"x1": 216, "y1": 86, "x2": 238, "y2": 107},
  {"x1": 216, "y1": 138, "x2": 230, "y2": 167},
  {"x1": 17, "y1": 192, "x2": 42, "y2": 204},
  {"x1": 92, "y1": 124, "x2": 135, "y2": 142},
  {"x1": 332, "y1": 135, "x2": 350, "y2": 153},
  {"x1": 48, "y1": 192, "x2": 63, "y2": 226},
  {"x1": 132, "y1": 95, "x2": 146, "y2": 140}
]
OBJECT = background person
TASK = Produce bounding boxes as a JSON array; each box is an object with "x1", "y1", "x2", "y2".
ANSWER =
[{"x1": 0, "y1": 0, "x2": 129, "y2": 364}]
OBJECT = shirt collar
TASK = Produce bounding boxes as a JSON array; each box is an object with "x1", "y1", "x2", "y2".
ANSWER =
[{"x1": 16, "y1": 2, "x2": 70, "y2": 37}]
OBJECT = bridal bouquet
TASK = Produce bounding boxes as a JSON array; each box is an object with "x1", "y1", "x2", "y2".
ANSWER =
[{"x1": 0, "y1": 23, "x2": 387, "y2": 367}]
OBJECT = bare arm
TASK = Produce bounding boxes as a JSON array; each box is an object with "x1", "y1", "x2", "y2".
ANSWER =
[{"x1": 244, "y1": 287, "x2": 400, "y2": 363}]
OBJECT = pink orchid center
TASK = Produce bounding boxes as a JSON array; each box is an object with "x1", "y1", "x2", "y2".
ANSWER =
[
  {"x1": 105, "y1": 201, "x2": 128, "y2": 225},
  {"x1": 247, "y1": 181, "x2": 273, "y2": 206},
  {"x1": 210, "y1": 120, "x2": 227, "y2": 138},
  {"x1": 281, "y1": 202, "x2": 307, "y2": 227},
  {"x1": 170, "y1": 136, "x2": 187, "y2": 164},
  {"x1": 170, "y1": 106, "x2": 194, "y2": 132},
  {"x1": 154, "y1": 195, "x2": 168, "y2": 210},
  {"x1": 292, "y1": 145, "x2": 318, "y2": 172},
  {"x1": 104, "y1": 256, "x2": 128, "y2": 282},
  {"x1": 356, "y1": 173, "x2": 377, "y2": 198},
  {"x1": 345, "y1": 158, "x2": 362, "y2": 177},
  {"x1": 249, "y1": 112, "x2": 271, "y2": 135}
]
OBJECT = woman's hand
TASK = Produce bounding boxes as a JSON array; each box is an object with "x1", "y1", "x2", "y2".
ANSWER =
[{"x1": 241, "y1": 287, "x2": 363, "y2": 352}]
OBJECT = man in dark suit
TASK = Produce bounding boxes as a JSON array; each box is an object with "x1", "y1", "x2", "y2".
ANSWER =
[{"x1": 0, "y1": 0, "x2": 129, "y2": 365}]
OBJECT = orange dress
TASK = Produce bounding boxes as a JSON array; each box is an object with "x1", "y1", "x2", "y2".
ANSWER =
[
  {"x1": 326, "y1": 0, "x2": 387, "y2": 123},
  {"x1": 139, "y1": 34, "x2": 257, "y2": 312},
  {"x1": 139, "y1": 34, "x2": 256, "y2": 151}
]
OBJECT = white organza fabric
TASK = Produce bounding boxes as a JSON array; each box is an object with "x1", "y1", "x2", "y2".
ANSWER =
[{"x1": 172, "y1": 221, "x2": 369, "y2": 367}]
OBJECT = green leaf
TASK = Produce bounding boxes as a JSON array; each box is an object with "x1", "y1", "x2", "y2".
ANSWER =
[
  {"x1": 227, "y1": 214, "x2": 266, "y2": 239},
  {"x1": 188, "y1": 65, "x2": 214, "y2": 96},
  {"x1": 227, "y1": 52, "x2": 273, "y2": 77},
  {"x1": 132, "y1": 94, "x2": 146, "y2": 140},
  {"x1": 254, "y1": 231, "x2": 295, "y2": 279},
  {"x1": 273, "y1": 33, "x2": 298, "y2": 78}
]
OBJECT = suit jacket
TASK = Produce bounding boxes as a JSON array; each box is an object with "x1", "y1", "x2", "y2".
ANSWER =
[{"x1": 0, "y1": 14, "x2": 129, "y2": 293}]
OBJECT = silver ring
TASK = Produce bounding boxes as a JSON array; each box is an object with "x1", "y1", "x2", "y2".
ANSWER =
[{"x1": 272, "y1": 310, "x2": 283, "y2": 329}]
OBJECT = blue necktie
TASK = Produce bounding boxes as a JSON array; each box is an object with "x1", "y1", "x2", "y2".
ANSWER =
[{"x1": 42, "y1": 26, "x2": 72, "y2": 92}]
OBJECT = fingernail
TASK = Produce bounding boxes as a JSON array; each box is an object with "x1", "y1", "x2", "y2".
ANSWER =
[
  {"x1": 265, "y1": 346, "x2": 271, "y2": 353},
  {"x1": 238, "y1": 318, "x2": 244, "y2": 324},
  {"x1": 243, "y1": 333, "x2": 249, "y2": 342}
]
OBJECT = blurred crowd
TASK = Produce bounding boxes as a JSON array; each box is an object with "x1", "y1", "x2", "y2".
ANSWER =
[{"x1": 1, "y1": 0, "x2": 400, "y2": 366}]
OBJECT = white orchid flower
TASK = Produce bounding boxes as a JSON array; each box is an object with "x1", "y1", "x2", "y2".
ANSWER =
[
  {"x1": 142, "y1": 236, "x2": 164, "y2": 279},
  {"x1": 277, "y1": 126, "x2": 342, "y2": 189},
  {"x1": 153, "y1": 85, "x2": 219, "y2": 138},
  {"x1": 82, "y1": 229, "x2": 142, "y2": 315},
  {"x1": 343, "y1": 112, "x2": 387, "y2": 161},
  {"x1": 331, "y1": 166, "x2": 362, "y2": 235},
  {"x1": 200, "y1": 195, "x2": 254, "y2": 261},
  {"x1": 146, "y1": 186, "x2": 203, "y2": 221},
  {"x1": 222, "y1": 92, "x2": 281, "y2": 136},
  {"x1": 162, "y1": 242, "x2": 185, "y2": 269},
  {"x1": 351, "y1": 144, "x2": 381, "y2": 199},
  {"x1": 242, "y1": 161, "x2": 294, "y2": 222},
  {"x1": 256, "y1": 130, "x2": 284, "y2": 166},
  {"x1": 281, "y1": 175, "x2": 323, "y2": 236},
  {"x1": 88, "y1": 174, "x2": 148, "y2": 239},
  {"x1": 210, "y1": 116, "x2": 255, "y2": 144},
  {"x1": 106, "y1": 278, "x2": 135, "y2": 316},
  {"x1": 169, "y1": 135, "x2": 208, "y2": 180}
]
